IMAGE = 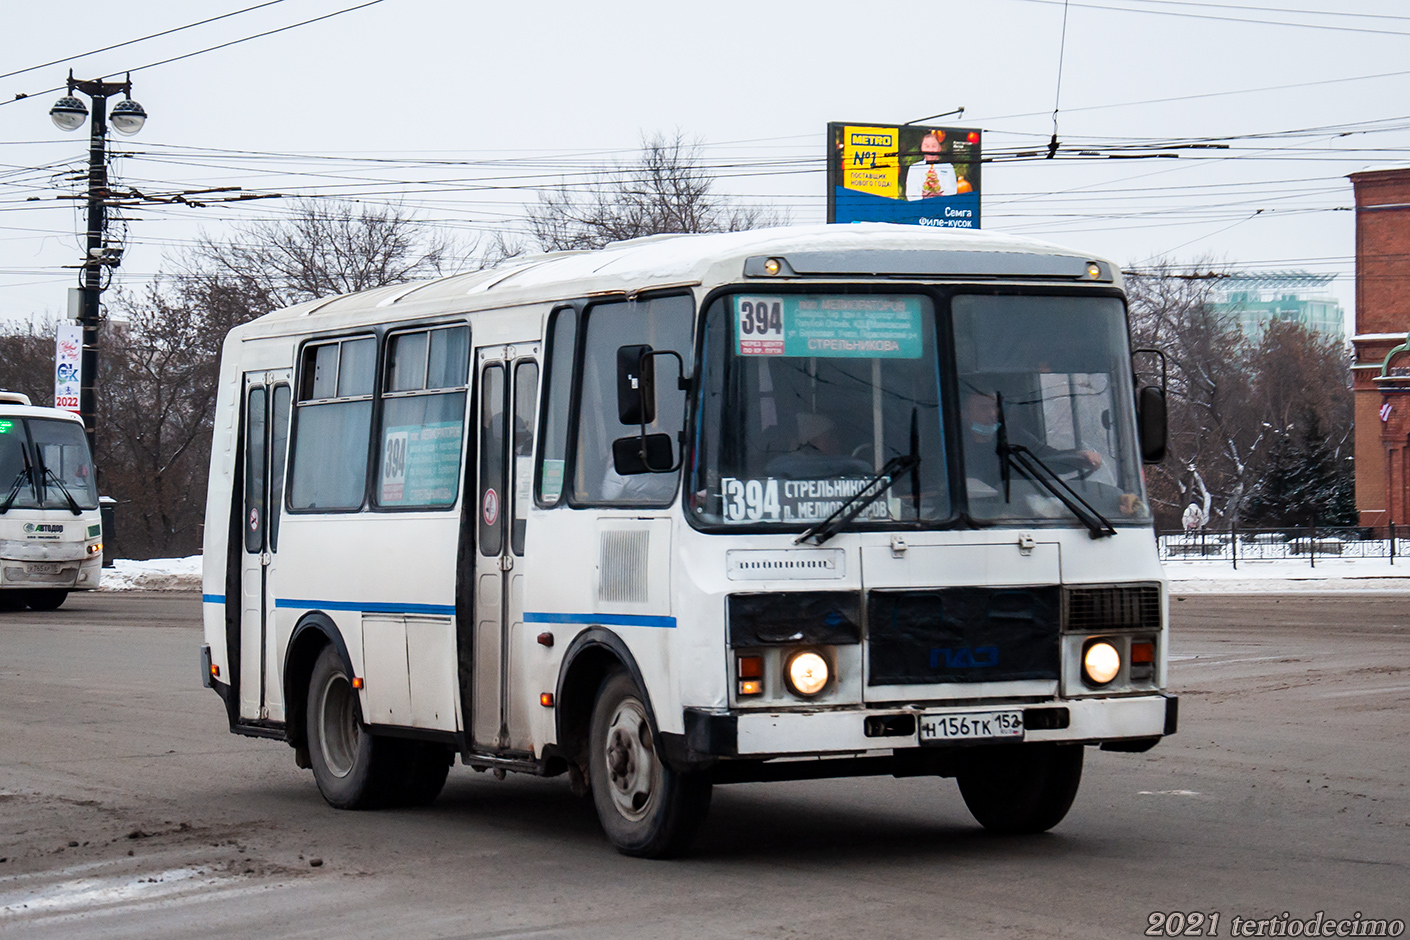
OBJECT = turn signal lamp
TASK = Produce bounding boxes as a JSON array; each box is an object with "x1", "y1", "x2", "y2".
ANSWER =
[
  {"x1": 785, "y1": 650, "x2": 829, "y2": 697},
  {"x1": 540, "y1": 692, "x2": 554, "y2": 707},
  {"x1": 737, "y1": 655, "x2": 763, "y2": 679},
  {"x1": 87, "y1": 542, "x2": 102, "y2": 554},
  {"x1": 351, "y1": 677, "x2": 364, "y2": 690},
  {"x1": 210, "y1": 663, "x2": 220, "y2": 679},
  {"x1": 738, "y1": 680, "x2": 762, "y2": 696},
  {"x1": 1082, "y1": 641, "x2": 1121, "y2": 686},
  {"x1": 1130, "y1": 641, "x2": 1155, "y2": 664}
]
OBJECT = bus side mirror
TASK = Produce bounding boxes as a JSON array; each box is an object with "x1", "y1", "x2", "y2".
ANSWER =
[
  {"x1": 617, "y1": 345, "x2": 655, "y2": 425},
  {"x1": 612, "y1": 433, "x2": 674, "y2": 475},
  {"x1": 1138, "y1": 385, "x2": 1167, "y2": 463}
]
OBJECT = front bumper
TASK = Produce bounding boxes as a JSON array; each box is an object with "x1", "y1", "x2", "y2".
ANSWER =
[{"x1": 679, "y1": 694, "x2": 1177, "y2": 761}]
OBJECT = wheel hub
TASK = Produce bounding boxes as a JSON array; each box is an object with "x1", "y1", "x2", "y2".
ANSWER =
[{"x1": 602, "y1": 697, "x2": 659, "y2": 821}]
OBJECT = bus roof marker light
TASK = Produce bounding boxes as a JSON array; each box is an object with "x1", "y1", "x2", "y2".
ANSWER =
[
  {"x1": 763, "y1": 258, "x2": 782, "y2": 276},
  {"x1": 1087, "y1": 263, "x2": 1102, "y2": 279}
]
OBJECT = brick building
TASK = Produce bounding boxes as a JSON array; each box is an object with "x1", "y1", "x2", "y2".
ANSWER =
[{"x1": 1350, "y1": 167, "x2": 1410, "y2": 527}]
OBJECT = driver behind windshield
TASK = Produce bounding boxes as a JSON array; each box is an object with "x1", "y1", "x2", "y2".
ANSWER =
[{"x1": 962, "y1": 389, "x2": 1101, "y2": 497}]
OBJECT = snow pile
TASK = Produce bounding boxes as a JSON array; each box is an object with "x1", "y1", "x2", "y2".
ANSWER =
[
  {"x1": 1164, "y1": 558, "x2": 1410, "y2": 593},
  {"x1": 99, "y1": 555, "x2": 203, "y2": 592}
]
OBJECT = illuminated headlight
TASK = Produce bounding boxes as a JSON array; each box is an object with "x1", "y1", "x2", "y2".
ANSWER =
[
  {"x1": 785, "y1": 650, "x2": 829, "y2": 697},
  {"x1": 1082, "y1": 640, "x2": 1121, "y2": 686}
]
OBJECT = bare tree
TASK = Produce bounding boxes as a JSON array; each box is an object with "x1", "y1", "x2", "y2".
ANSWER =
[
  {"x1": 0, "y1": 319, "x2": 58, "y2": 403},
  {"x1": 1128, "y1": 261, "x2": 1353, "y2": 530},
  {"x1": 180, "y1": 198, "x2": 462, "y2": 321},
  {"x1": 527, "y1": 131, "x2": 783, "y2": 252}
]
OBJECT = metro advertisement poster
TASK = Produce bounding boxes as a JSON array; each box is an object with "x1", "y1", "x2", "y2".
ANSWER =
[{"x1": 827, "y1": 122, "x2": 982, "y2": 229}]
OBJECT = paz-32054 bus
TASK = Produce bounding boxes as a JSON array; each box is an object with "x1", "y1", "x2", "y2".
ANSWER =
[
  {"x1": 201, "y1": 223, "x2": 1175, "y2": 857},
  {"x1": 1, "y1": 392, "x2": 103, "y2": 610}
]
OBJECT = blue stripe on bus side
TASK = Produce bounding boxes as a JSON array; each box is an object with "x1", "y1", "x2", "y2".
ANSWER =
[
  {"x1": 274, "y1": 598, "x2": 457, "y2": 616},
  {"x1": 524, "y1": 611, "x2": 677, "y2": 629},
  {"x1": 202, "y1": 594, "x2": 225, "y2": 604}
]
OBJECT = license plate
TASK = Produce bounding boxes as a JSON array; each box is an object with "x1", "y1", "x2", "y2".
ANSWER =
[
  {"x1": 919, "y1": 710, "x2": 1025, "y2": 743},
  {"x1": 29, "y1": 563, "x2": 59, "y2": 574}
]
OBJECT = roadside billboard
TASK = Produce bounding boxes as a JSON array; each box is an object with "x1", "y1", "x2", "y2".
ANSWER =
[{"x1": 827, "y1": 122, "x2": 982, "y2": 229}]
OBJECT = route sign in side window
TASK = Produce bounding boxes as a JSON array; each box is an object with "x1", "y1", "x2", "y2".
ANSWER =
[{"x1": 377, "y1": 326, "x2": 470, "y2": 510}]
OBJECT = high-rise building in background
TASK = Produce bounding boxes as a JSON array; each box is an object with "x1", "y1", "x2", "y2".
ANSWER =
[{"x1": 1210, "y1": 271, "x2": 1344, "y2": 342}]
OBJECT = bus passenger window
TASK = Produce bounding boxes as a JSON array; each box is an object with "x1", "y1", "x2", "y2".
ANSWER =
[
  {"x1": 537, "y1": 307, "x2": 575, "y2": 506},
  {"x1": 571, "y1": 295, "x2": 692, "y2": 506},
  {"x1": 289, "y1": 337, "x2": 376, "y2": 511},
  {"x1": 377, "y1": 325, "x2": 469, "y2": 510}
]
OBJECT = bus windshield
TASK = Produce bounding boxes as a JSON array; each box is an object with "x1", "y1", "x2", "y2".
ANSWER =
[
  {"x1": 953, "y1": 293, "x2": 1150, "y2": 525},
  {"x1": 0, "y1": 417, "x2": 98, "y2": 512},
  {"x1": 692, "y1": 293, "x2": 949, "y2": 527}
]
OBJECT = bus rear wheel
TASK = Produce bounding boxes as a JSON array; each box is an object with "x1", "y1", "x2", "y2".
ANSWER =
[
  {"x1": 956, "y1": 743, "x2": 1084, "y2": 834},
  {"x1": 588, "y1": 670, "x2": 711, "y2": 858},
  {"x1": 22, "y1": 589, "x2": 68, "y2": 611}
]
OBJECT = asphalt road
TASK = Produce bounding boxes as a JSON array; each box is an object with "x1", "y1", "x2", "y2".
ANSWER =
[{"x1": 1, "y1": 591, "x2": 1406, "y2": 939}]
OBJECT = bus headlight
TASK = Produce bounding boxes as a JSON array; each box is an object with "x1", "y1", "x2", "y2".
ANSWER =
[
  {"x1": 785, "y1": 650, "x2": 829, "y2": 697},
  {"x1": 1082, "y1": 640, "x2": 1121, "y2": 686}
]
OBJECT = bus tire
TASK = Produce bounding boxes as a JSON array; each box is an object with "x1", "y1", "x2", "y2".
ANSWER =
[
  {"x1": 23, "y1": 589, "x2": 68, "y2": 611},
  {"x1": 306, "y1": 645, "x2": 396, "y2": 809},
  {"x1": 390, "y1": 741, "x2": 452, "y2": 807},
  {"x1": 956, "y1": 743, "x2": 1083, "y2": 834},
  {"x1": 588, "y1": 669, "x2": 711, "y2": 858}
]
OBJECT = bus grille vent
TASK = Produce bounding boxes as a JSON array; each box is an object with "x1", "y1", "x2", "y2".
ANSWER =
[
  {"x1": 1063, "y1": 584, "x2": 1161, "y2": 632},
  {"x1": 598, "y1": 530, "x2": 650, "y2": 603}
]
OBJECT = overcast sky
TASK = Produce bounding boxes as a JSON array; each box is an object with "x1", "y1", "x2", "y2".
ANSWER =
[{"x1": 4, "y1": 0, "x2": 1409, "y2": 330}]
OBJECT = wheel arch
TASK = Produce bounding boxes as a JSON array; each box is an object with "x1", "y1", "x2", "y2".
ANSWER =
[
  {"x1": 554, "y1": 628, "x2": 658, "y2": 770},
  {"x1": 284, "y1": 612, "x2": 356, "y2": 760}
]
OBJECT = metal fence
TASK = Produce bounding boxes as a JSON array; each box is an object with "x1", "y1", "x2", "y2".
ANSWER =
[{"x1": 1157, "y1": 525, "x2": 1409, "y2": 568}]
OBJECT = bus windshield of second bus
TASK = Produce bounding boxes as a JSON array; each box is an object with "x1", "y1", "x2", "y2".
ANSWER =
[
  {"x1": 0, "y1": 414, "x2": 97, "y2": 514},
  {"x1": 689, "y1": 290, "x2": 1150, "y2": 532}
]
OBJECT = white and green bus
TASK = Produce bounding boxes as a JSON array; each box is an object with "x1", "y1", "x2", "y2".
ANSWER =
[
  {"x1": 201, "y1": 223, "x2": 1175, "y2": 857},
  {"x1": 0, "y1": 392, "x2": 103, "y2": 610}
]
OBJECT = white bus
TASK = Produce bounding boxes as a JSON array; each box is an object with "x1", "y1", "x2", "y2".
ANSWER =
[
  {"x1": 200, "y1": 223, "x2": 1175, "y2": 857},
  {"x1": 0, "y1": 392, "x2": 103, "y2": 610}
]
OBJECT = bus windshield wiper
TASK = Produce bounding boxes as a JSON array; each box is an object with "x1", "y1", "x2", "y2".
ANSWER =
[
  {"x1": 995, "y1": 393, "x2": 1116, "y2": 540},
  {"x1": 0, "y1": 444, "x2": 36, "y2": 514},
  {"x1": 795, "y1": 453, "x2": 920, "y2": 546},
  {"x1": 33, "y1": 451, "x2": 82, "y2": 515}
]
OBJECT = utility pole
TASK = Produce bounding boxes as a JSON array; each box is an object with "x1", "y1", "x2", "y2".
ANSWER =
[{"x1": 49, "y1": 72, "x2": 147, "y2": 457}]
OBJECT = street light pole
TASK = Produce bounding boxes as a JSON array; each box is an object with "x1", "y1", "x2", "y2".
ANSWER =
[{"x1": 49, "y1": 72, "x2": 147, "y2": 458}]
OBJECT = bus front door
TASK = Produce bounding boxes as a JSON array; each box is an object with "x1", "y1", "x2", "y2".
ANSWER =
[
  {"x1": 472, "y1": 346, "x2": 540, "y2": 754},
  {"x1": 239, "y1": 372, "x2": 291, "y2": 722}
]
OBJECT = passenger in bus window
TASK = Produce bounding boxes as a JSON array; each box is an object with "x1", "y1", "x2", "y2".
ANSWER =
[{"x1": 764, "y1": 413, "x2": 872, "y2": 481}]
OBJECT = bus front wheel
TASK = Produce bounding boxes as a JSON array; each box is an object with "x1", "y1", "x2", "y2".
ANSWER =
[
  {"x1": 22, "y1": 590, "x2": 68, "y2": 611},
  {"x1": 588, "y1": 669, "x2": 711, "y2": 858},
  {"x1": 956, "y1": 743, "x2": 1084, "y2": 834},
  {"x1": 306, "y1": 645, "x2": 393, "y2": 809}
]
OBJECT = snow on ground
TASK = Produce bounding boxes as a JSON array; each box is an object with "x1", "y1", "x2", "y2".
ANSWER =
[
  {"x1": 99, "y1": 555, "x2": 202, "y2": 592},
  {"x1": 94, "y1": 554, "x2": 1410, "y2": 594},
  {"x1": 1163, "y1": 558, "x2": 1410, "y2": 593}
]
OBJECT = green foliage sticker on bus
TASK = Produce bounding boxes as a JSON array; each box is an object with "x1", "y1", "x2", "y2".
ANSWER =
[
  {"x1": 734, "y1": 295, "x2": 923, "y2": 359},
  {"x1": 380, "y1": 421, "x2": 463, "y2": 507}
]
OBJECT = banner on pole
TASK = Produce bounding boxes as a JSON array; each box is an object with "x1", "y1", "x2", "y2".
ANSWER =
[{"x1": 55, "y1": 322, "x2": 82, "y2": 412}]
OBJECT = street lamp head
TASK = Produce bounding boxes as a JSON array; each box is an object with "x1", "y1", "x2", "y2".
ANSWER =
[
  {"x1": 109, "y1": 99, "x2": 147, "y2": 136},
  {"x1": 49, "y1": 95, "x2": 89, "y2": 131}
]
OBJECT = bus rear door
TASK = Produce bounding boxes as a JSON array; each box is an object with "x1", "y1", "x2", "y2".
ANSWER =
[{"x1": 240, "y1": 371, "x2": 291, "y2": 721}]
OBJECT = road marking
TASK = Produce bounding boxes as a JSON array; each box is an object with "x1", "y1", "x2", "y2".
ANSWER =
[{"x1": 1170, "y1": 655, "x2": 1299, "y2": 667}]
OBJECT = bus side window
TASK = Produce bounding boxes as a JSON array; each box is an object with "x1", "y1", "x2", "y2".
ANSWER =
[
  {"x1": 571, "y1": 295, "x2": 693, "y2": 506},
  {"x1": 536, "y1": 307, "x2": 575, "y2": 507},
  {"x1": 377, "y1": 325, "x2": 470, "y2": 510},
  {"x1": 289, "y1": 336, "x2": 376, "y2": 511}
]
